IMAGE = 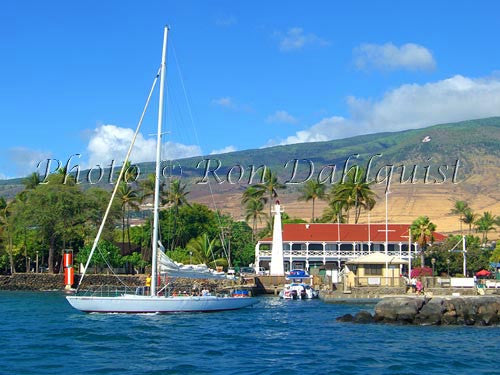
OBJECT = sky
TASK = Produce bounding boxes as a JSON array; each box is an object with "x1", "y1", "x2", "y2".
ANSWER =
[{"x1": 1, "y1": 1, "x2": 500, "y2": 178}]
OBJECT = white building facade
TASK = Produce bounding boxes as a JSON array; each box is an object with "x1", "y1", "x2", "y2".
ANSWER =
[{"x1": 255, "y1": 223, "x2": 446, "y2": 273}]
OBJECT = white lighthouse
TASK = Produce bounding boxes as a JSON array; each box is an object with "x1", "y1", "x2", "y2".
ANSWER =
[{"x1": 269, "y1": 200, "x2": 285, "y2": 276}]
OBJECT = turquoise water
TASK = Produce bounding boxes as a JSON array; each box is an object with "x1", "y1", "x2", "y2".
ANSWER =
[{"x1": 0, "y1": 292, "x2": 498, "y2": 375}]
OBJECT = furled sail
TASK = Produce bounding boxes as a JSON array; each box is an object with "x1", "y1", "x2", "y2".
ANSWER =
[{"x1": 157, "y1": 241, "x2": 226, "y2": 279}]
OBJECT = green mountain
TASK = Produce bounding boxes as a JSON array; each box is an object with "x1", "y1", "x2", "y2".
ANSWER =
[
  {"x1": 1, "y1": 117, "x2": 499, "y2": 199},
  {"x1": 175, "y1": 116, "x2": 500, "y2": 185}
]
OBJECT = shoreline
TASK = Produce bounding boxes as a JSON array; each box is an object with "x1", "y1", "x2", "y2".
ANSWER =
[{"x1": 0, "y1": 273, "x2": 146, "y2": 291}]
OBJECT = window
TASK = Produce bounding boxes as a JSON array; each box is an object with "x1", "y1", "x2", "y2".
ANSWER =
[{"x1": 364, "y1": 264, "x2": 383, "y2": 276}]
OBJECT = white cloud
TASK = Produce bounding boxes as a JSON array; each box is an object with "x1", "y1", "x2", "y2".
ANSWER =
[
  {"x1": 211, "y1": 96, "x2": 252, "y2": 112},
  {"x1": 266, "y1": 110, "x2": 298, "y2": 124},
  {"x1": 86, "y1": 125, "x2": 201, "y2": 167},
  {"x1": 354, "y1": 42, "x2": 436, "y2": 71},
  {"x1": 210, "y1": 145, "x2": 237, "y2": 155},
  {"x1": 268, "y1": 74, "x2": 500, "y2": 145},
  {"x1": 7, "y1": 147, "x2": 52, "y2": 176},
  {"x1": 215, "y1": 15, "x2": 237, "y2": 27},
  {"x1": 212, "y1": 97, "x2": 233, "y2": 108},
  {"x1": 276, "y1": 27, "x2": 329, "y2": 52}
]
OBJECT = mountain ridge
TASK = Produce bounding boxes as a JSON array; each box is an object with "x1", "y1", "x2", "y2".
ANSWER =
[{"x1": 1, "y1": 117, "x2": 499, "y2": 235}]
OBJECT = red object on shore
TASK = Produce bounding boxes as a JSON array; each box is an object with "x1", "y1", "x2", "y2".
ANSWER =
[
  {"x1": 63, "y1": 252, "x2": 73, "y2": 268},
  {"x1": 65, "y1": 267, "x2": 74, "y2": 286},
  {"x1": 411, "y1": 267, "x2": 433, "y2": 278},
  {"x1": 476, "y1": 269, "x2": 491, "y2": 277}
]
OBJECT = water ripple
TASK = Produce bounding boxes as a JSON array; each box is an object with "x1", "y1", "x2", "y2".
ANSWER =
[{"x1": 1, "y1": 292, "x2": 499, "y2": 374}]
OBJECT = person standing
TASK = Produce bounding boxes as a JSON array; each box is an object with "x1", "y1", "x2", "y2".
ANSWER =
[
  {"x1": 416, "y1": 279, "x2": 423, "y2": 295},
  {"x1": 145, "y1": 275, "x2": 151, "y2": 295},
  {"x1": 411, "y1": 277, "x2": 417, "y2": 293}
]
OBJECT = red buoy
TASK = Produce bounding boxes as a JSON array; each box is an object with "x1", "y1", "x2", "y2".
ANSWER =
[
  {"x1": 65, "y1": 266, "x2": 74, "y2": 286},
  {"x1": 63, "y1": 252, "x2": 73, "y2": 268},
  {"x1": 63, "y1": 250, "x2": 74, "y2": 289}
]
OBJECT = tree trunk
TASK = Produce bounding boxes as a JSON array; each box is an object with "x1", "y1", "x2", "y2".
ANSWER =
[
  {"x1": 252, "y1": 217, "x2": 256, "y2": 242},
  {"x1": 59, "y1": 238, "x2": 66, "y2": 274},
  {"x1": 269, "y1": 192, "x2": 273, "y2": 228},
  {"x1": 122, "y1": 206, "x2": 126, "y2": 248},
  {"x1": 8, "y1": 232, "x2": 15, "y2": 274},
  {"x1": 127, "y1": 207, "x2": 132, "y2": 253},
  {"x1": 312, "y1": 198, "x2": 315, "y2": 223},
  {"x1": 48, "y1": 235, "x2": 55, "y2": 273},
  {"x1": 354, "y1": 196, "x2": 359, "y2": 224},
  {"x1": 171, "y1": 207, "x2": 178, "y2": 251}
]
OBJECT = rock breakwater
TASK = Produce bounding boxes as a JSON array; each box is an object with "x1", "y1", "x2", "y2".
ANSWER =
[
  {"x1": 0, "y1": 273, "x2": 237, "y2": 293},
  {"x1": 0, "y1": 273, "x2": 146, "y2": 291},
  {"x1": 337, "y1": 296, "x2": 500, "y2": 326}
]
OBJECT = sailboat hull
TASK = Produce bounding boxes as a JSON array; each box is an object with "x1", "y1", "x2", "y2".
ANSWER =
[{"x1": 66, "y1": 295, "x2": 258, "y2": 313}]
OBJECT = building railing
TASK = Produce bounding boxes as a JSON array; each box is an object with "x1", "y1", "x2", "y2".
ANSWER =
[{"x1": 257, "y1": 249, "x2": 411, "y2": 259}]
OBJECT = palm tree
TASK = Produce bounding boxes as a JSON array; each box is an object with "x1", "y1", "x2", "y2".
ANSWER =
[
  {"x1": 450, "y1": 200, "x2": 469, "y2": 233},
  {"x1": 164, "y1": 179, "x2": 190, "y2": 209},
  {"x1": 123, "y1": 161, "x2": 139, "y2": 183},
  {"x1": 350, "y1": 181, "x2": 376, "y2": 224},
  {"x1": 242, "y1": 186, "x2": 267, "y2": 206},
  {"x1": 328, "y1": 185, "x2": 355, "y2": 223},
  {"x1": 186, "y1": 233, "x2": 227, "y2": 268},
  {"x1": 334, "y1": 169, "x2": 376, "y2": 224},
  {"x1": 320, "y1": 200, "x2": 347, "y2": 223},
  {"x1": 138, "y1": 173, "x2": 156, "y2": 203},
  {"x1": 461, "y1": 209, "x2": 478, "y2": 234},
  {"x1": 475, "y1": 212, "x2": 496, "y2": 243},
  {"x1": 164, "y1": 179, "x2": 190, "y2": 250},
  {"x1": 117, "y1": 182, "x2": 140, "y2": 252},
  {"x1": 298, "y1": 180, "x2": 326, "y2": 222},
  {"x1": 410, "y1": 216, "x2": 437, "y2": 266},
  {"x1": 23, "y1": 172, "x2": 41, "y2": 190},
  {"x1": 254, "y1": 169, "x2": 286, "y2": 219},
  {"x1": 244, "y1": 197, "x2": 267, "y2": 241}
]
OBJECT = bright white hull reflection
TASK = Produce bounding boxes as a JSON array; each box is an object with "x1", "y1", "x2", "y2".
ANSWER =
[{"x1": 66, "y1": 295, "x2": 258, "y2": 313}]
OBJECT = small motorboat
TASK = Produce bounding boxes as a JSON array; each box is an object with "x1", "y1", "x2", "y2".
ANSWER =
[{"x1": 279, "y1": 269, "x2": 319, "y2": 300}]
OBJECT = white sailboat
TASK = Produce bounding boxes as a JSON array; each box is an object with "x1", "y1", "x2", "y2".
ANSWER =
[{"x1": 67, "y1": 26, "x2": 257, "y2": 313}]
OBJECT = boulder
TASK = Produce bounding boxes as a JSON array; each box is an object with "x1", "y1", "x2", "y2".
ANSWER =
[
  {"x1": 441, "y1": 310, "x2": 457, "y2": 325},
  {"x1": 415, "y1": 298, "x2": 444, "y2": 325},
  {"x1": 476, "y1": 298, "x2": 500, "y2": 326},
  {"x1": 396, "y1": 298, "x2": 426, "y2": 323},
  {"x1": 374, "y1": 297, "x2": 424, "y2": 322},
  {"x1": 353, "y1": 310, "x2": 374, "y2": 323},
  {"x1": 336, "y1": 313, "x2": 354, "y2": 322}
]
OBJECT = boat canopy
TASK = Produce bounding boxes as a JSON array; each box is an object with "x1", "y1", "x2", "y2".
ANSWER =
[{"x1": 286, "y1": 269, "x2": 310, "y2": 279}]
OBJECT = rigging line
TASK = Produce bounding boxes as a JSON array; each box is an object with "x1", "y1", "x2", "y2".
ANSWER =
[
  {"x1": 76, "y1": 67, "x2": 161, "y2": 292},
  {"x1": 171, "y1": 40, "x2": 229, "y2": 260},
  {"x1": 95, "y1": 244, "x2": 129, "y2": 288},
  {"x1": 449, "y1": 236, "x2": 465, "y2": 252}
]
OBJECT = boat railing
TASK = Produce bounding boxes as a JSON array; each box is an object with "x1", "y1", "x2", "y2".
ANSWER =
[{"x1": 77, "y1": 285, "x2": 146, "y2": 297}]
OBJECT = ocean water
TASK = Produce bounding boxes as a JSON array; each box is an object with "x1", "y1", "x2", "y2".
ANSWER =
[{"x1": 0, "y1": 292, "x2": 498, "y2": 375}]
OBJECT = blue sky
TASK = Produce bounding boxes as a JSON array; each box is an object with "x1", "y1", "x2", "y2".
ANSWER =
[{"x1": 1, "y1": 1, "x2": 500, "y2": 178}]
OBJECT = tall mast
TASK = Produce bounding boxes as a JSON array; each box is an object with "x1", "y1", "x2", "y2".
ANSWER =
[{"x1": 151, "y1": 26, "x2": 169, "y2": 296}]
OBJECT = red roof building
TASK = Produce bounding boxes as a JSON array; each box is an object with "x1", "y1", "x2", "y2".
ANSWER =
[{"x1": 256, "y1": 223, "x2": 446, "y2": 273}]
